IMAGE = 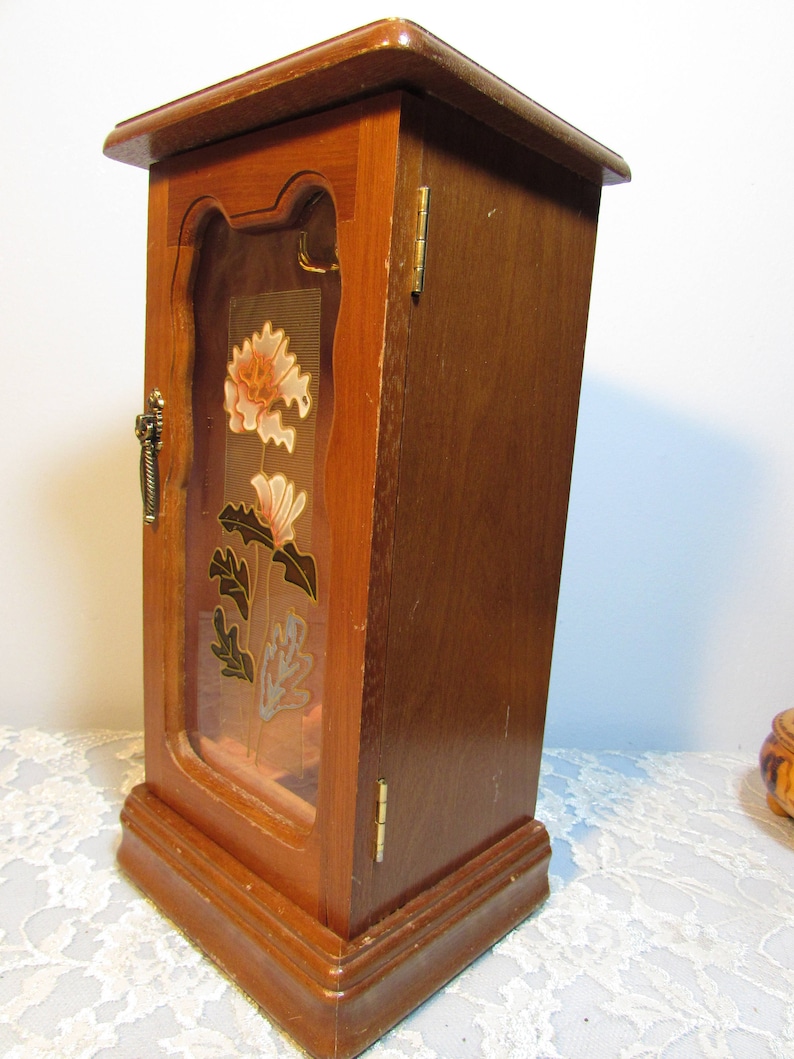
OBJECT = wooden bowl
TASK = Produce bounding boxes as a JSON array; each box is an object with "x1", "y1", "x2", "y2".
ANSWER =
[{"x1": 760, "y1": 709, "x2": 794, "y2": 818}]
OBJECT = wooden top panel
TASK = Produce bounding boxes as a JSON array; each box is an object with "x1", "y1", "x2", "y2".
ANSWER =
[{"x1": 103, "y1": 19, "x2": 630, "y2": 187}]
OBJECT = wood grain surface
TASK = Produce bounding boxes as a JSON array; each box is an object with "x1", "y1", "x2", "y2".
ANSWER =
[
  {"x1": 103, "y1": 19, "x2": 629, "y2": 187},
  {"x1": 116, "y1": 24, "x2": 628, "y2": 1055}
]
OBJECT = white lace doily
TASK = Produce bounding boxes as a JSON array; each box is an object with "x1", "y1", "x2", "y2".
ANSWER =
[{"x1": 1, "y1": 728, "x2": 792, "y2": 1057}]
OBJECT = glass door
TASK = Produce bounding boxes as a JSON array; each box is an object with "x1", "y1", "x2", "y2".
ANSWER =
[{"x1": 184, "y1": 189, "x2": 340, "y2": 830}]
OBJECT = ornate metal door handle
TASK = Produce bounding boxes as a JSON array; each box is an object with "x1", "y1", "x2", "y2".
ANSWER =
[{"x1": 135, "y1": 389, "x2": 164, "y2": 524}]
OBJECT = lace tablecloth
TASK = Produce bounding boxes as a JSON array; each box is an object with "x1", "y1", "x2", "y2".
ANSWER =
[{"x1": 1, "y1": 728, "x2": 792, "y2": 1058}]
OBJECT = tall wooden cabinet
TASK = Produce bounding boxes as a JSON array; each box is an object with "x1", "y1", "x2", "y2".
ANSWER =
[{"x1": 106, "y1": 20, "x2": 629, "y2": 1058}]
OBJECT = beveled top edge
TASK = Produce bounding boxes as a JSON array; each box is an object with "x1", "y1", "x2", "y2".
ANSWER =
[{"x1": 103, "y1": 18, "x2": 630, "y2": 187}]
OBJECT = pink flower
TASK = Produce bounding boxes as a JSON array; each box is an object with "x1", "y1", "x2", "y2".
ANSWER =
[
  {"x1": 250, "y1": 471, "x2": 306, "y2": 550},
  {"x1": 224, "y1": 322, "x2": 311, "y2": 452}
]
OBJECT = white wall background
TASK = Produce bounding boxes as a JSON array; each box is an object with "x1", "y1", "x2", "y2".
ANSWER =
[{"x1": 0, "y1": 0, "x2": 791, "y2": 751}]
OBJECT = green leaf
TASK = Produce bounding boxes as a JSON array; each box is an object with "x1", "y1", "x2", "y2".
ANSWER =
[
  {"x1": 209, "y1": 547, "x2": 250, "y2": 620},
  {"x1": 210, "y1": 607, "x2": 254, "y2": 682},
  {"x1": 273, "y1": 542, "x2": 318, "y2": 602},
  {"x1": 219, "y1": 502, "x2": 318, "y2": 602},
  {"x1": 218, "y1": 503, "x2": 274, "y2": 551}
]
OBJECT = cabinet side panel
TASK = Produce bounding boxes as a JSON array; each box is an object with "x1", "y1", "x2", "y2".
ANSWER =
[{"x1": 370, "y1": 100, "x2": 601, "y2": 920}]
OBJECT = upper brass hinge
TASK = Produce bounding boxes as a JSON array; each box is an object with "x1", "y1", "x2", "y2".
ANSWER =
[
  {"x1": 411, "y1": 186, "x2": 431, "y2": 295},
  {"x1": 374, "y1": 778, "x2": 388, "y2": 863}
]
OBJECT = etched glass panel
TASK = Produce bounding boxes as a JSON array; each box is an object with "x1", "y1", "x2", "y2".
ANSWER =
[{"x1": 185, "y1": 191, "x2": 339, "y2": 827}]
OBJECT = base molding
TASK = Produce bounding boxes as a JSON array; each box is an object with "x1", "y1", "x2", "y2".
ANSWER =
[{"x1": 119, "y1": 784, "x2": 551, "y2": 1058}]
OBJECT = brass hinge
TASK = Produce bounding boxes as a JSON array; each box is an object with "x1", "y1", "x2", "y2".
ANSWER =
[
  {"x1": 374, "y1": 779, "x2": 388, "y2": 863},
  {"x1": 411, "y1": 186, "x2": 431, "y2": 295}
]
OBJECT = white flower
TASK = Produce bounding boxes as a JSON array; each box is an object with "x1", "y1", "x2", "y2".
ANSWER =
[
  {"x1": 250, "y1": 471, "x2": 306, "y2": 550},
  {"x1": 224, "y1": 322, "x2": 311, "y2": 451}
]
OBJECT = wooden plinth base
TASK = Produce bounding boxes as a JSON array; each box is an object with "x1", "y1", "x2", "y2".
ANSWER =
[{"x1": 118, "y1": 784, "x2": 551, "y2": 1058}]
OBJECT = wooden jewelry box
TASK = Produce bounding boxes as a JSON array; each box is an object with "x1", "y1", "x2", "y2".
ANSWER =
[{"x1": 106, "y1": 19, "x2": 629, "y2": 1058}]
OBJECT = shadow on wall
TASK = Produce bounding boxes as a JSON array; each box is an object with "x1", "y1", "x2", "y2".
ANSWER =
[
  {"x1": 545, "y1": 373, "x2": 761, "y2": 751},
  {"x1": 46, "y1": 427, "x2": 143, "y2": 730}
]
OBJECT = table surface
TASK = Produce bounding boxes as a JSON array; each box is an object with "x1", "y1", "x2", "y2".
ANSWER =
[{"x1": 1, "y1": 728, "x2": 792, "y2": 1058}]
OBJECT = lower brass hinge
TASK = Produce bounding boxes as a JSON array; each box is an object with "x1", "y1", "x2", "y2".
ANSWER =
[
  {"x1": 411, "y1": 186, "x2": 431, "y2": 295},
  {"x1": 374, "y1": 779, "x2": 388, "y2": 863}
]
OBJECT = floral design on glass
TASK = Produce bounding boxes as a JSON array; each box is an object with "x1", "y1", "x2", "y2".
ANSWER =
[
  {"x1": 250, "y1": 471, "x2": 305, "y2": 550},
  {"x1": 224, "y1": 321, "x2": 312, "y2": 451},
  {"x1": 260, "y1": 611, "x2": 312, "y2": 723},
  {"x1": 209, "y1": 320, "x2": 317, "y2": 748}
]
